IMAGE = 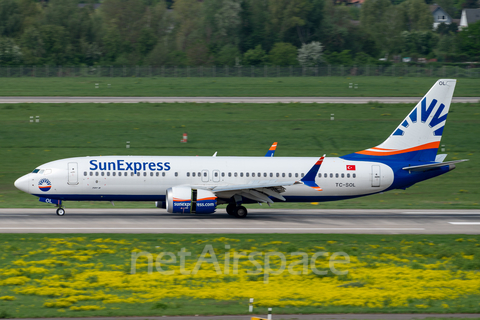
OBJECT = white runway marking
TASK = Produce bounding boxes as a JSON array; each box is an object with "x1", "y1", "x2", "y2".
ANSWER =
[
  {"x1": 403, "y1": 212, "x2": 480, "y2": 214},
  {"x1": 0, "y1": 227, "x2": 426, "y2": 231},
  {"x1": 448, "y1": 222, "x2": 480, "y2": 225}
]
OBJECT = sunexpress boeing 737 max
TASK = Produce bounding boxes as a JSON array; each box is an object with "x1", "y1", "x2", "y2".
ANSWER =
[{"x1": 14, "y1": 79, "x2": 468, "y2": 218}]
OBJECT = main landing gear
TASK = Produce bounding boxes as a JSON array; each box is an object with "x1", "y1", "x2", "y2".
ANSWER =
[{"x1": 226, "y1": 203, "x2": 248, "y2": 218}]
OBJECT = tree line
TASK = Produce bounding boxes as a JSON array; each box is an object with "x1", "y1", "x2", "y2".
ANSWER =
[{"x1": 0, "y1": 0, "x2": 479, "y2": 66}]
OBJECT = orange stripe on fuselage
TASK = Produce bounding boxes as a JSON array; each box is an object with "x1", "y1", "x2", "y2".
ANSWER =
[{"x1": 356, "y1": 141, "x2": 440, "y2": 156}]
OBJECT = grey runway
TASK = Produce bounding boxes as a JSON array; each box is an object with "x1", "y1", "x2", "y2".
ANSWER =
[
  {"x1": 0, "y1": 96, "x2": 478, "y2": 104},
  {"x1": 0, "y1": 208, "x2": 479, "y2": 234}
]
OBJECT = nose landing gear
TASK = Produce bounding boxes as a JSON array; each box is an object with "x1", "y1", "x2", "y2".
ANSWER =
[{"x1": 56, "y1": 207, "x2": 65, "y2": 216}]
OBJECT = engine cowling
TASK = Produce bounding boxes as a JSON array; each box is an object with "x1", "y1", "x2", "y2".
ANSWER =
[{"x1": 165, "y1": 186, "x2": 217, "y2": 214}]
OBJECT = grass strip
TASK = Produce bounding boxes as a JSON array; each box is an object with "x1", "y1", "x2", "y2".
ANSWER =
[
  {"x1": 0, "y1": 77, "x2": 479, "y2": 97},
  {"x1": 0, "y1": 234, "x2": 479, "y2": 317}
]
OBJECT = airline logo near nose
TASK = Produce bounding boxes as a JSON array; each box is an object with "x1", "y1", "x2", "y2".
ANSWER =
[{"x1": 38, "y1": 178, "x2": 52, "y2": 192}]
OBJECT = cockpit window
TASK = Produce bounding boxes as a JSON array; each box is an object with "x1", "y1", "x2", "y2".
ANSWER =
[
  {"x1": 32, "y1": 169, "x2": 40, "y2": 173},
  {"x1": 38, "y1": 170, "x2": 44, "y2": 174}
]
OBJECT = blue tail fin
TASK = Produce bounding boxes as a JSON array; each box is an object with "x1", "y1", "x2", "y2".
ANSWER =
[{"x1": 343, "y1": 79, "x2": 456, "y2": 162}]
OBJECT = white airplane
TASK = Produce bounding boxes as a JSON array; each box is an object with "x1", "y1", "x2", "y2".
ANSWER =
[{"x1": 14, "y1": 79, "x2": 468, "y2": 218}]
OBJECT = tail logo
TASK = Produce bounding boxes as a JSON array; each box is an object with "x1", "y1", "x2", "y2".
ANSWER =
[{"x1": 393, "y1": 98, "x2": 447, "y2": 137}]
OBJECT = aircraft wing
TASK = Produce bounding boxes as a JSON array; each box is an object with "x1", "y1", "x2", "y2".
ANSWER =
[
  {"x1": 402, "y1": 159, "x2": 469, "y2": 172},
  {"x1": 206, "y1": 180, "x2": 301, "y2": 203},
  {"x1": 190, "y1": 155, "x2": 325, "y2": 204}
]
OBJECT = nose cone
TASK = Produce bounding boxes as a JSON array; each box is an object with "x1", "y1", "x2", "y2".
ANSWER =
[{"x1": 14, "y1": 175, "x2": 30, "y2": 193}]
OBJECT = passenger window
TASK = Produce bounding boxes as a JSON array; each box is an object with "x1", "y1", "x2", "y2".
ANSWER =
[
  {"x1": 175, "y1": 172, "x2": 178, "y2": 177},
  {"x1": 95, "y1": 172, "x2": 99, "y2": 176},
  {"x1": 84, "y1": 172, "x2": 87, "y2": 176},
  {"x1": 276, "y1": 173, "x2": 279, "y2": 178},
  {"x1": 215, "y1": 172, "x2": 218, "y2": 177},
  {"x1": 318, "y1": 173, "x2": 321, "y2": 178},
  {"x1": 137, "y1": 172, "x2": 140, "y2": 176},
  {"x1": 282, "y1": 173, "x2": 285, "y2": 178},
  {"x1": 295, "y1": 173, "x2": 298, "y2": 178},
  {"x1": 264, "y1": 173, "x2": 267, "y2": 177},
  {"x1": 234, "y1": 172, "x2": 238, "y2": 177},
  {"x1": 240, "y1": 172, "x2": 244, "y2": 177},
  {"x1": 252, "y1": 173, "x2": 255, "y2": 177},
  {"x1": 324, "y1": 173, "x2": 327, "y2": 178},
  {"x1": 353, "y1": 173, "x2": 356, "y2": 178},
  {"x1": 156, "y1": 172, "x2": 159, "y2": 177},
  {"x1": 289, "y1": 173, "x2": 292, "y2": 178},
  {"x1": 144, "y1": 172, "x2": 147, "y2": 177},
  {"x1": 228, "y1": 172, "x2": 232, "y2": 177},
  {"x1": 221, "y1": 172, "x2": 225, "y2": 177},
  {"x1": 347, "y1": 173, "x2": 350, "y2": 178},
  {"x1": 192, "y1": 172, "x2": 196, "y2": 177},
  {"x1": 101, "y1": 172, "x2": 105, "y2": 176},
  {"x1": 203, "y1": 172, "x2": 207, "y2": 177},
  {"x1": 335, "y1": 173, "x2": 339, "y2": 178},
  {"x1": 150, "y1": 172, "x2": 154, "y2": 177},
  {"x1": 131, "y1": 172, "x2": 134, "y2": 176},
  {"x1": 113, "y1": 172, "x2": 116, "y2": 176},
  {"x1": 162, "y1": 172, "x2": 166, "y2": 177},
  {"x1": 270, "y1": 173, "x2": 273, "y2": 177},
  {"x1": 245, "y1": 172, "x2": 249, "y2": 177},
  {"x1": 187, "y1": 172, "x2": 190, "y2": 177},
  {"x1": 301, "y1": 173, "x2": 305, "y2": 177},
  {"x1": 330, "y1": 173, "x2": 333, "y2": 178},
  {"x1": 341, "y1": 173, "x2": 344, "y2": 178}
]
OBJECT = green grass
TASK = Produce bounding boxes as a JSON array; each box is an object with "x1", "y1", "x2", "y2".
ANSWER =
[
  {"x1": 0, "y1": 234, "x2": 479, "y2": 317},
  {"x1": 0, "y1": 101, "x2": 478, "y2": 209},
  {"x1": 0, "y1": 77, "x2": 479, "y2": 96}
]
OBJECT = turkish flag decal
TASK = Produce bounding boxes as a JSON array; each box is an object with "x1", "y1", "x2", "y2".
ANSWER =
[{"x1": 346, "y1": 165, "x2": 356, "y2": 171}]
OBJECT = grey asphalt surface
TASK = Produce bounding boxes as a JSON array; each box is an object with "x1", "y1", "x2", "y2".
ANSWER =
[
  {"x1": 1, "y1": 208, "x2": 479, "y2": 234},
  {"x1": 0, "y1": 97, "x2": 478, "y2": 103}
]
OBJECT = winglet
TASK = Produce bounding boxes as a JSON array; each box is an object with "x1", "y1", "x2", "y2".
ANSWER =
[
  {"x1": 301, "y1": 155, "x2": 325, "y2": 191},
  {"x1": 265, "y1": 142, "x2": 278, "y2": 157}
]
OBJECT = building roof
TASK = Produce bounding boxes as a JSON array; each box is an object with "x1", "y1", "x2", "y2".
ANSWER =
[{"x1": 465, "y1": 8, "x2": 480, "y2": 24}]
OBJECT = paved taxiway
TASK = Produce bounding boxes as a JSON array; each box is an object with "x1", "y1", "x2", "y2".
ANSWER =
[
  {"x1": 0, "y1": 209, "x2": 479, "y2": 234},
  {"x1": 0, "y1": 96, "x2": 478, "y2": 104}
]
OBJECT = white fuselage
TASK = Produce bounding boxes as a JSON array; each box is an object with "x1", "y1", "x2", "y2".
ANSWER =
[{"x1": 15, "y1": 156, "x2": 394, "y2": 203}]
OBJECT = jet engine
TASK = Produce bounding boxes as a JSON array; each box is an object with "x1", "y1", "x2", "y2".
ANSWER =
[{"x1": 165, "y1": 186, "x2": 217, "y2": 214}]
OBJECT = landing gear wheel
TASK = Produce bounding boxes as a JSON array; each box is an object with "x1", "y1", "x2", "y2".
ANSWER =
[
  {"x1": 234, "y1": 206, "x2": 248, "y2": 218},
  {"x1": 56, "y1": 208, "x2": 65, "y2": 216},
  {"x1": 226, "y1": 204, "x2": 236, "y2": 216}
]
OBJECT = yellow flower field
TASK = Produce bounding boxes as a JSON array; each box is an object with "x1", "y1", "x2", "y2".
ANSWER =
[{"x1": 0, "y1": 234, "x2": 479, "y2": 317}]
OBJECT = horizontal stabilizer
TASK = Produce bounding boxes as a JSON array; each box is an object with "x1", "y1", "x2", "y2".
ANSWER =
[
  {"x1": 435, "y1": 154, "x2": 447, "y2": 162},
  {"x1": 402, "y1": 159, "x2": 468, "y2": 172}
]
